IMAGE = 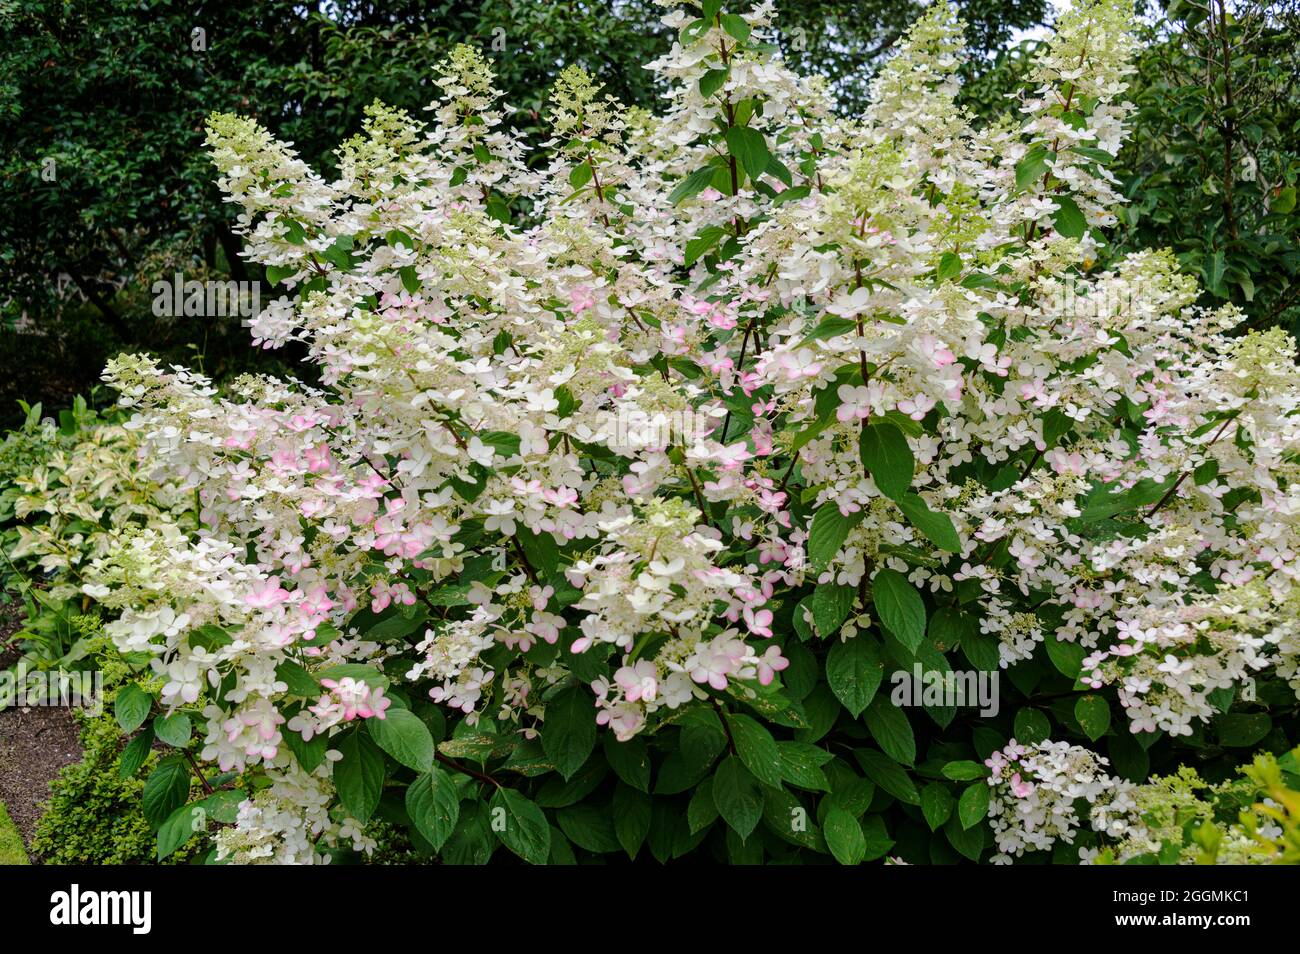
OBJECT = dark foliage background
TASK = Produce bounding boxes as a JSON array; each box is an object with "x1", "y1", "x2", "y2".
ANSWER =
[{"x1": 1, "y1": 0, "x2": 1296, "y2": 426}]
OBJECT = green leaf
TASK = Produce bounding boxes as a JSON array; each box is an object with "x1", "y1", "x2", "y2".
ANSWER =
[
  {"x1": 154, "y1": 712, "x2": 191, "y2": 747},
  {"x1": 1071, "y1": 145, "x2": 1114, "y2": 165},
  {"x1": 1271, "y1": 185, "x2": 1296, "y2": 214},
  {"x1": 724, "y1": 125, "x2": 771, "y2": 182},
  {"x1": 200, "y1": 789, "x2": 246, "y2": 825},
  {"x1": 823, "y1": 807, "x2": 866, "y2": 865},
  {"x1": 935, "y1": 251, "x2": 962, "y2": 284},
  {"x1": 808, "y1": 501, "x2": 866, "y2": 571},
  {"x1": 719, "y1": 12, "x2": 751, "y2": 41},
  {"x1": 1074, "y1": 694, "x2": 1111, "y2": 741},
  {"x1": 854, "y1": 749, "x2": 919, "y2": 805},
  {"x1": 772, "y1": 184, "x2": 811, "y2": 206},
  {"x1": 489, "y1": 788, "x2": 552, "y2": 865},
  {"x1": 921, "y1": 782, "x2": 954, "y2": 830},
  {"x1": 556, "y1": 804, "x2": 619, "y2": 854},
  {"x1": 282, "y1": 726, "x2": 327, "y2": 773},
  {"x1": 363, "y1": 607, "x2": 429, "y2": 642},
  {"x1": 1217, "y1": 712, "x2": 1271, "y2": 748},
  {"x1": 369, "y1": 708, "x2": 435, "y2": 772},
  {"x1": 766, "y1": 154, "x2": 793, "y2": 187},
  {"x1": 777, "y1": 741, "x2": 831, "y2": 792},
  {"x1": 603, "y1": 735, "x2": 651, "y2": 792},
  {"x1": 699, "y1": 67, "x2": 729, "y2": 98},
  {"x1": 282, "y1": 218, "x2": 307, "y2": 245},
  {"x1": 265, "y1": 264, "x2": 296, "y2": 286},
  {"x1": 896, "y1": 493, "x2": 961, "y2": 552},
  {"x1": 119, "y1": 727, "x2": 154, "y2": 778},
  {"x1": 1044, "y1": 636, "x2": 1085, "y2": 679},
  {"x1": 760, "y1": 786, "x2": 822, "y2": 851},
  {"x1": 798, "y1": 315, "x2": 857, "y2": 347},
  {"x1": 726, "y1": 682, "x2": 810, "y2": 729},
  {"x1": 114, "y1": 683, "x2": 152, "y2": 734},
  {"x1": 334, "y1": 730, "x2": 385, "y2": 823},
  {"x1": 860, "y1": 814, "x2": 894, "y2": 860},
  {"x1": 711, "y1": 756, "x2": 763, "y2": 840},
  {"x1": 385, "y1": 228, "x2": 414, "y2": 250},
  {"x1": 826, "y1": 637, "x2": 884, "y2": 718},
  {"x1": 684, "y1": 225, "x2": 725, "y2": 267},
  {"x1": 941, "y1": 760, "x2": 988, "y2": 781},
  {"x1": 1052, "y1": 194, "x2": 1086, "y2": 238},
  {"x1": 811, "y1": 583, "x2": 855, "y2": 637},
  {"x1": 1194, "y1": 459, "x2": 1220, "y2": 486},
  {"x1": 1014, "y1": 707, "x2": 1051, "y2": 745},
  {"x1": 726, "y1": 713, "x2": 783, "y2": 787},
  {"x1": 1108, "y1": 732, "x2": 1150, "y2": 783},
  {"x1": 612, "y1": 783, "x2": 652, "y2": 859},
  {"x1": 440, "y1": 803, "x2": 494, "y2": 864},
  {"x1": 822, "y1": 764, "x2": 875, "y2": 816},
  {"x1": 1015, "y1": 144, "x2": 1051, "y2": 191},
  {"x1": 568, "y1": 161, "x2": 593, "y2": 188},
  {"x1": 517, "y1": 528, "x2": 559, "y2": 579},
  {"x1": 872, "y1": 568, "x2": 927, "y2": 652},
  {"x1": 669, "y1": 166, "x2": 717, "y2": 205},
  {"x1": 156, "y1": 802, "x2": 203, "y2": 860},
  {"x1": 542, "y1": 687, "x2": 597, "y2": 780},
  {"x1": 399, "y1": 265, "x2": 421, "y2": 293},
  {"x1": 1203, "y1": 249, "x2": 1226, "y2": 295},
  {"x1": 275, "y1": 660, "x2": 321, "y2": 697},
  {"x1": 859, "y1": 421, "x2": 913, "y2": 500},
  {"x1": 406, "y1": 768, "x2": 460, "y2": 851},
  {"x1": 960, "y1": 271, "x2": 1003, "y2": 290},
  {"x1": 962, "y1": 627, "x2": 1000, "y2": 672},
  {"x1": 863, "y1": 697, "x2": 916, "y2": 766},
  {"x1": 688, "y1": 778, "x2": 720, "y2": 833},
  {"x1": 957, "y1": 782, "x2": 991, "y2": 830},
  {"x1": 142, "y1": 756, "x2": 191, "y2": 831},
  {"x1": 946, "y1": 813, "x2": 985, "y2": 861}
]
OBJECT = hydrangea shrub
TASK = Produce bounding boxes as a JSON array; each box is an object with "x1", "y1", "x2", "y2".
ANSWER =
[{"x1": 81, "y1": 0, "x2": 1300, "y2": 864}]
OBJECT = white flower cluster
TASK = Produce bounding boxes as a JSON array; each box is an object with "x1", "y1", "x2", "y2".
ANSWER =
[
  {"x1": 985, "y1": 738, "x2": 1135, "y2": 863},
  {"x1": 212, "y1": 761, "x2": 372, "y2": 865},
  {"x1": 70, "y1": 0, "x2": 1300, "y2": 861}
]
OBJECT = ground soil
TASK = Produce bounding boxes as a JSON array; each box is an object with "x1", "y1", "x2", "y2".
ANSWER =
[{"x1": 0, "y1": 598, "x2": 85, "y2": 850}]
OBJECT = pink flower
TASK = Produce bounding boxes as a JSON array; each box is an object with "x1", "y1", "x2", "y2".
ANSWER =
[
  {"x1": 897, "y1": 393, "x2": 936, "y2": 420},
  {"x1": 915, "y1": 334, "x2": 956, "y2": 369},
  {"x1": 743, "y1": 607, "x2": 774, "y2": 638},
  {"x1": 614, "y1": 660, "x2": 659, "y2": 703},
  {"x1": 836, "y1": 384, "x2": 873, "y2": 423},
  {"x1": 756, "y1": 645, "x2": 789, "y2": 686},
  {"x1": 316, "y1": 678, "x2": 391, "y2": 721},
  {"x1": 569, "y1": 284, "x2": 596, "y2": 314},
  {"x1": 304, "y1": 443, "x2": 333, "y2": 474},
  {"x1": 245, "y1": 578, "x2": 291, "y2": 608},
  {"x1": 1009, "y1": 773, "x2": 1035, "y2": 798}
]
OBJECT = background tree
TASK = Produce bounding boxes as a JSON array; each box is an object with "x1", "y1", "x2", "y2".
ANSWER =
[
  {"x1": 0, "y1": 0, "x2": 673, "y2": 421},
  {"x1": 15, "y1": 0, "x2": 1300, "y2": 426},
  {"x1": 1111, "y1": 0, "x2": 1300, "y2": 335}
]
